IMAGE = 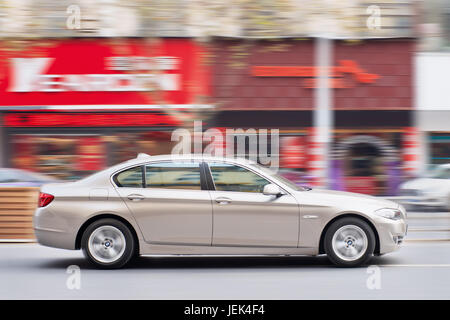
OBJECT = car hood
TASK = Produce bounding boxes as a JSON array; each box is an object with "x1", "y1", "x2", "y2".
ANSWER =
[
  {"x1": 293, "y1": 188, "x2": 399, "y2": 211},
  {"x1": 400, "y1": 178, "x2": 446, "y2": 191}
]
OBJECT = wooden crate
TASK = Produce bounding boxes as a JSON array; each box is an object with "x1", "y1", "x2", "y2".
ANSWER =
[{"x1": 0, "y1": 187, "x2": 39, "y2": 241}]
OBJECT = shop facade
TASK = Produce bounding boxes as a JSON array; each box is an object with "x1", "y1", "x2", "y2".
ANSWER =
[
  {"x1": 416, "y1": 52, "x2": 450, "y2": 173},
  {"x1": 0, "y1": 38, "x2": 211, "y2": 179},
  {"x1": 211, "y1": 39, "x2": 415, "y2": 195}
]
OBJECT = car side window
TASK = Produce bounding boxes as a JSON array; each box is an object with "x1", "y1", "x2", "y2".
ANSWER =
[
  {"x1": 145, "y1": 162, "x2": 201, "y2": 190},
  {"x1": 114, "y1": 166, "x2": 143, "y2": 188},
  {"x1": 208, "y1": 162, "x2": 270, "y2": 193}
]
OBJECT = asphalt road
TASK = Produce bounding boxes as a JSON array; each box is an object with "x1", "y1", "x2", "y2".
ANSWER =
[
  {"x1": 0, "y1": 211, "x2": 449, "y2": 300},
  {"x1": 404, "y1": 211, "x2": 450, "y2": 241}
]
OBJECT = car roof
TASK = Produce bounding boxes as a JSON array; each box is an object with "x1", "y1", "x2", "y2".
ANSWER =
[
  {"x1": 72, "y1": 153, "x2": 263, "y2": 187},
  {"x1": 121, "y1": 154, "x2": 259, "y2": 167}
]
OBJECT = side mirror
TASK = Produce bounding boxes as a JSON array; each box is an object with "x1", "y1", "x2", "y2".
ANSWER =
[{"x1": 263, "y1": 184, "x2": 283, "y2": 197}]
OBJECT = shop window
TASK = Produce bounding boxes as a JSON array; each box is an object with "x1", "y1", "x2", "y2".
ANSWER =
[
  {"x1": 430, "y1": 133, "x2": 450, "y2": 165},
  {"x1": 348, "y1": 143, "x2": 381, "y2": 177},
  {"x1": 109, "y1": 132, "x2": 174, "y2": 165},
  {"x1": 11, "y1": 135, "x2": 105, "y2": 180}
]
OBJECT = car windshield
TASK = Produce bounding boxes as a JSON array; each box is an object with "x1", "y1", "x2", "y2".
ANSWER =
[
  {"x1": 250, "y1": 163, "x2": 308, "y2": 191},
  {"x1": 425, "y1": 166, "x2": 450, "y2": 179}
]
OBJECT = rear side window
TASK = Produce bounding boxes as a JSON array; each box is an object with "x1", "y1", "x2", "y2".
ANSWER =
[
  {"x1": 145, "y1": 162, "x2": 201, "y2": 190},
  {"x1": 114, "y1": 166, "x2": 143, "y2": 188}
]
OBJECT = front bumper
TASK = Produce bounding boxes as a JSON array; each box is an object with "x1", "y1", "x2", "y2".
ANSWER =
[{"x1": 373, "y1": 216, "x2": 408, "y2": 255}]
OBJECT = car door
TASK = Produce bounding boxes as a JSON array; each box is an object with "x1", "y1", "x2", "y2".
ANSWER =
[
  {"x1": 113, "y1": 161, "x2": 213, "y2": 245},
  {"x1": 206, "y1": 162, "x2": 300, "y2": 247}
]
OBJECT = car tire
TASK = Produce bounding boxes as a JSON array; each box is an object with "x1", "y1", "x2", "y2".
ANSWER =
[
  {"x1": 324, "y1": 217, "x2": 376, "y2": 267},
  {"x1": 81, "y1": 218, "x2": 135, "y2": 269}
]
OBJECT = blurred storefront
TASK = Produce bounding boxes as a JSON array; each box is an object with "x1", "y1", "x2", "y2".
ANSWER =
[
  {"x1": 331, "y1": 111, "x2": 411, "y2": 196},
  {"x1": 416, "y1": 52, "x2": 450, "y2": 172},
  {"x1": 4, "y1": 111, "x2": 180, "y2": 180},
  {"x1": 329, "y1": 40, "x2": 415, "y2": 195},
  {"x1": 0, "y1": 38, "x2": 211, "y2": 179},
  {"x1": 210, "y1": 39, "x2": 314, "y2": 184},
  {"x1": 211, "y1": 39, "x2": 415, "y2": 195}
]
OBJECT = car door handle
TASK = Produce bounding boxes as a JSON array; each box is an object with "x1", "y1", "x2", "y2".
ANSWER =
[
  {"x1": 215, "y1": 197, "x2": 231, "y2": 205},
  {"x1": 127, "y1": 194, "x2": 145, "y2": 201}
]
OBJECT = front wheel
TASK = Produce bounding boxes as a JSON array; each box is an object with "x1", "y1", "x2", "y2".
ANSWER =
[
  {"x1": 324, "y1": 217, "x2": 376, "y2": 267},
  {"x1": 81, "y1": 218, "x2": 136, "y2": 269}
]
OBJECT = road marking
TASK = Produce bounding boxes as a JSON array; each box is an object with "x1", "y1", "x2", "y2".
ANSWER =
[
  {"x1": 378, "y1": 264, "x2": 450, "y2": 267},
  {"x1": 404, "y1": 239, "x2": 450, "y2": 242},
  {"x1": 408, "y1": 216, "x2": 450, "y2": 219},
  {"x1": 408, "y1": 228, "x2": 450, "y2": 232}
]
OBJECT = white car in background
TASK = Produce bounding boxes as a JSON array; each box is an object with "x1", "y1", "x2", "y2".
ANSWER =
[
  {"x1": 0, "y1": 168, "x2": 59, "y2": 187},
  {"x1": 398, "y1": 164, "x2": 450, "y2": 211}
]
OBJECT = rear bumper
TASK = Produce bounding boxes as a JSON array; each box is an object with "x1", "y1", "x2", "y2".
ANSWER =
[
  {"x1": 33, "y1": 227, "x2": 76, "y2": 250},
  {"x1": 33, "y1": 207, "x2": 77, "y2": 250}
]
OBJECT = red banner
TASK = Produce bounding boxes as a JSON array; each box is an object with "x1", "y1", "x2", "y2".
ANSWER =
[
  {"x1": 4, "y1": 112, "x2": 181, "y2": 127},
  {"x1": 0, "y1": 39, "x2": 210, "y2": 106}
]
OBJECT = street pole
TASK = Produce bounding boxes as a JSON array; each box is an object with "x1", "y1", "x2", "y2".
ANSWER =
[{"x1": 313, "y1": 36, "x2": 333, "y2": 188}]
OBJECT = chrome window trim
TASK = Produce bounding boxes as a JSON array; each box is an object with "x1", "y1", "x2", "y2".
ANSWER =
[{"x1": 109, "y1": 158, "x2": 294, "y2": 196}]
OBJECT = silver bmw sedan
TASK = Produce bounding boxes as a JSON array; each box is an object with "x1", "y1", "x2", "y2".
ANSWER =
[{"x1": 34, "y1": 154, "x2": 407, "y2": 268}]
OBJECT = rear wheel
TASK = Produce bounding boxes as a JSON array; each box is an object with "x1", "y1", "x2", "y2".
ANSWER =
[
  {"x1": 324, "y1": 217, "x2": 376, "y2": 267},
  {"x1": 81, "y1": 218, "x2": 135, "y2": 269}
]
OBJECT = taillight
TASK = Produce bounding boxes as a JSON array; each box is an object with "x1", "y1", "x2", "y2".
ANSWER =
[{"x1": 38, "y1": 192, "x2": 54, "y2": 207}]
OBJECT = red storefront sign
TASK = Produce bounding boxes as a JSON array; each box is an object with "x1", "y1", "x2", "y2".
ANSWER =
[
  {"x1": 212, "y1": 40, "x2": 412, "y2": 111},
  {"x1": 280, "y1": 136, "x2": 306, "y2": 168},
  {"x1": 4, "y1": 112, "x2": 181, "y2": 127},
  {"x1": 344, "y1": 176, "x2": 376, "y2": 195},
  {"x1": 252, "y1": 60, "x2": 380, "y2": 88},
  {"x1": 0, "y1": 39, "x2": 210, "y2": 106}
]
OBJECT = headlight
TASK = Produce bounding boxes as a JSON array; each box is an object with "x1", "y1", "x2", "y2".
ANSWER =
[{"x1": 374, "y1": 208, "x2": 402, "y2": 220}]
